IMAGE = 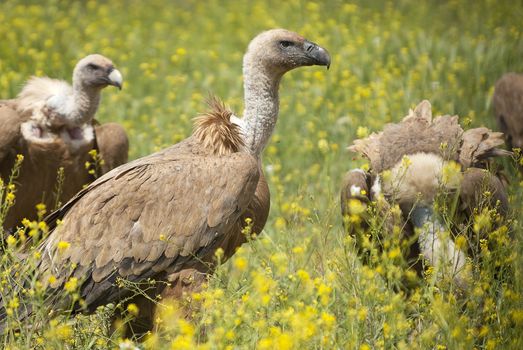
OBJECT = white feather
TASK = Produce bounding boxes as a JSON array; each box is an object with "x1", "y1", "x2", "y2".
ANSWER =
[{"x1": 16, "y1": 77, "x2": 72, "y2": 116}]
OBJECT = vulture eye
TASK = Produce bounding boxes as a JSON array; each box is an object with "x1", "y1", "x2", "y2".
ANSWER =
[
  {"x1": 279, "y1": 41, "x2": 293, "y2": 49},
  {"x1": 87, "y1": 63, "x2": 101, "y2": 70}
]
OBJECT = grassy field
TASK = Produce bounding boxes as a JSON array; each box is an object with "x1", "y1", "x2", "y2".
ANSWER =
[{"x1": 1, "y1": 0, "x2": 523, "y2": 348}]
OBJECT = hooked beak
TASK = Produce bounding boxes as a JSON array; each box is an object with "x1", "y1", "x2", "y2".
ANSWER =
[
  {"x1": 107, "y1": 68, "x2": 123, "y2": 90},
  {"x1": 304, "y1": 40, "x2": 331, "y2": 69}
]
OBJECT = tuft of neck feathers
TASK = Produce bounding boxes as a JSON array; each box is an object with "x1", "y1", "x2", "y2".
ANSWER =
[
  {"x1": 193, "y1": 96, "x2": 245, "y2": 156},
  {"x1": 241, "y1": 52, "x2": 282, "y2": 157}
]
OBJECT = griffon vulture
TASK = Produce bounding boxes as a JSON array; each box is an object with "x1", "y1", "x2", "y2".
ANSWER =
[
  {"x1": 341, "y1": 101, "x2": 509, "y2": 288},
  {"x1": 2, "y1": 29, "x2": 330, "y2": 337},
  {"x1": 0, "y1": 54, "x2": 128, "y2": 229},
  {"x1": 493, "y1": 73, "x2": 523, "y2": 170}
]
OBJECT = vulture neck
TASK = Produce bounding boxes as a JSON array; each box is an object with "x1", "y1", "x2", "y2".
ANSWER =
[
  {"x1": 242, "y1": 61, "x2": 283, "y2": 157},
  {"x1": 71, "y1": 82, "x2": 101, "y2": 125}
]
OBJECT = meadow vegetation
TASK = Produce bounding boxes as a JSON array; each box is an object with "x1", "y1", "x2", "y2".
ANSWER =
[{"x1": 0, "y1": 0, "x2": 522, "y2": 348}]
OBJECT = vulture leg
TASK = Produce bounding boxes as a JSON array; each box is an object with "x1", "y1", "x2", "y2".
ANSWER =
[
  {"x1": 459, "y1": 167, "x2": 509, "y2": 217},
  {"x1": 94, "y1": 122, "x2": 129, "y2": 174},
  {"x1": 410, "y1": 206, "x2": 468, "y2": 289},
  {"x1": 111, "y1": 294, "x2": 158, "y2": 341},
  {"x1": 110, "y1": 268, "x2": 209, "y2": 340}
]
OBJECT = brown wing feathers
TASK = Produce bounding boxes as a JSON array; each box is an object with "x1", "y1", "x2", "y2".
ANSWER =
[
  {"x1": 40, "y1": 136, "x2": 259, "y2": 312},
  {"x1": 349, "y1": 100, "x2": 510, "y2": 172}
]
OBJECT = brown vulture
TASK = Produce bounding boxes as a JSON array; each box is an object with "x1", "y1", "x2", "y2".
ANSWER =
[
  {"x1": 492, "y1": 72, "x2": 523, "y2": 172},
  {"x1": 341, "y1": 101, "x2": 509, "y2": 289},
  {"x1": 2, "y1": 29, "x2": 330, "y2": 338},
  {"x1": 0, "y1": 54, "x2": 128, "y2": 230}
]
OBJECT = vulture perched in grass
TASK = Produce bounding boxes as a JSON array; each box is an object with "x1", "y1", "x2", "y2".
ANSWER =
[
  {"x1": 341, "y1": 101, "x2": 509, "y2": 288},
  {"x1": 493, "y1": 73, "x2": 523, "y2": 170},
  {"x1": 1, "y1": 29, "x2": 330, "y2": 337},
  {"x1": 0, "y1": 54, "x2": 128, "y2": 229}
]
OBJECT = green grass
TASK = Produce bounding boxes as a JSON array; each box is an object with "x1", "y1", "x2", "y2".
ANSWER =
[{"x1": 0, "y1": 0, "x2": 522, "y2": 348}]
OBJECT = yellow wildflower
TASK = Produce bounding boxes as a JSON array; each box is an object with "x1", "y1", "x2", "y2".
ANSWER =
[
  {"x1": 64, "y1": 277, "x2": 78, "y2": 292},
  {"x1": 57, "y1": 240, "x2": 70, "y2": 253},
  {"x1": 127, "y1": 303, "x2": 139, "y2": 316},
  {"x1": 6, "y1": 235, "x2": 16, "y2": 246}
]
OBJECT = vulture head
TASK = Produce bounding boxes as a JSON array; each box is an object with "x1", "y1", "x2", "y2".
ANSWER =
[
  {"x1": 243, "y1": 29, "x2": 331, "y2": 76},
  {"x1": 15, "y1": 54, "x2": 123, "y2": 149},
  {"x1": 72, "y1": 54, "x2": 123, "y2": 91}
]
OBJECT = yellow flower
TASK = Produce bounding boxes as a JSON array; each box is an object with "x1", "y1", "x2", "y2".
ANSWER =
[
  {"x1": 347, "y1": 199, "x2": 366, "y2": 215},
  {"x1": 57, "y1": 240, "x2": 70, "y2": 253},
  {"x1": 6, "y1": 192, "x2": 15, "y2": 202},
  {"x1": 35, "y1": 203, "x2": 46, "y2": 212},
  {"x1": 275, "y1": 333, "x2": 293, "y2": 350},
  {"x1": 442, "y1": 161, "x2": 462, "y2": 186},
  {"x1": 127, "y1": 303, "x2": 139, "y2": 316},
  {"x1": 296, "y1": 269, "x2": 310, "y2": 283},
  {"x1": 214, "y1": 248, "x2": 224, "y2": 260},
  {"x1": 177, "y1": 319, "x2": 195, "y2": 337},
  {"x1": 401, "y1": 155, "x2": 412, "y2": 168},
  {"x1": 387, "y1": 247, "x2": 401, "y2": 260},
  {"x1": 55, "y1": 324, "x2": 73, "y2": 340},
  {"x1": 317, "y1": 282, "x2": 332, "y2": 305},
  {"x1": 321, "y1": 311, "x2": 336, "y2": 328},
  {"x1": 455, "y1": 235, "x2": 467, "y2": 250},
  {"x1": 8, "y1": 297, "x2": 19, "y2": 309},
  {"x1": 317, "y1": 138, "x2": 329, "y2": 153},
  {"x1": 275, "y1": 217, "x2": 286, "y2": 230},
  {"x1": 356, "y1": 126, "x2": 369, "y2": 138},
  {"x1": 64, "y1": 277, "x2": 78, "y2": 292},
  {"x1": 6, "y1": 235, "x2": 17, "y2": 246},
  {"x1": 233, "y1": 256, "x2": 248, "y2": 271},
  {"x1": 357, "y1": 307, "x2": 368, "y2": 322},
  {"x1": 47, "y1": 275, "x2": 56, "y2": 285}
]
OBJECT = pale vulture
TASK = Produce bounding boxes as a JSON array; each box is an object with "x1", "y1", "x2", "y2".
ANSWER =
[
  {"x1": 493, "y1": 73, "x2": 523, "y2": 169},
  {"x1": 341, "y1": 101, "x2": 509, "y2": 288},
  {"x1": 1, "y1": 29, "x2": 330, "y2": 337},
  {"x1": 0, "y1": 54, "x2": 128, "y2": 230}
]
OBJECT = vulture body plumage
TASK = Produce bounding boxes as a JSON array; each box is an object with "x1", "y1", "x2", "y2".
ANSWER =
[
  {"x1": 2, "y1": 29, "x2": 330, "y2": 337},
  {"x1": 0, "y1": 55, "x2": 128, "y2": 229},
  {"x1": 492, "y1": 73, "x2": 523, "y2": 169},
  {"x1": 341, "y1": 101, "x2": 509, "y2": 287}
]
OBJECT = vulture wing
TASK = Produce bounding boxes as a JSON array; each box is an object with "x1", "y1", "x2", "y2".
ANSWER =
[
  {"x1": 14, "y1": 77, "x2": 71, "y2": 119},
  {"x1": 0, "y1": 104, "x2": 24, "y2": 162},
  {"x1": 350, "y1": 100, "x2": 510, "y2": 172},
  {"x1": 94, "y1": 122, "x2": 129, "y2": 174},
  {"x1": 459, "y1": 127, "x2": 511, "y2": 168},
  {"x1": 349, "y1": 101, "x2": 463, "y2": 173},
  {"x1": 39, "y1": 137, "x2": 259, "y2": 311},
  {"x1": 493, "y1": 73, "x2": 523, "y2": 149}
]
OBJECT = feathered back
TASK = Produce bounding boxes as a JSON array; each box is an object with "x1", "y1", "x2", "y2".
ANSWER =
[
  {"x1": 15, "y1": 76, "x2": 71, "y2": 117},
  {"x1": 349, "y1": 100, "x2": 509, "y2": 172},
  {"x1": 193, "y1": 96, "x2": 245, "y2": 156}
]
